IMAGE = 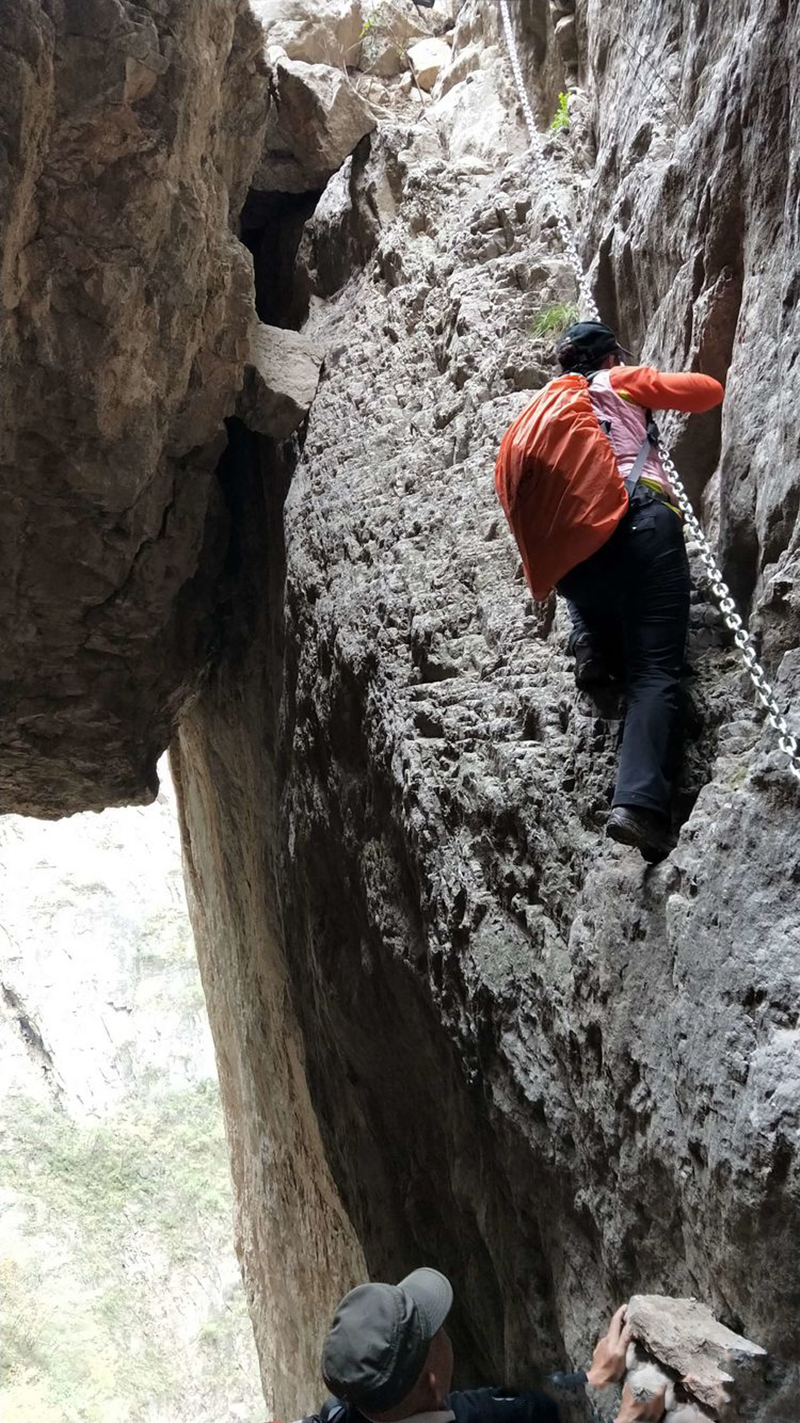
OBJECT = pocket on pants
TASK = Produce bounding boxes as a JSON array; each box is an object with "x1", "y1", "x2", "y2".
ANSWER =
[
  {"x1": 627, "y1": 504, "x2": 689, "y2": 591},
  {"x1": 627, "y1": 506, "x2": 659, "y2": 535}
]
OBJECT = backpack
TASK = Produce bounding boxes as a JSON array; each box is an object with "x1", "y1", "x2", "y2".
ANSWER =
[{"x1": 494, "y1": 372, "x2": 655, "y2": 601}]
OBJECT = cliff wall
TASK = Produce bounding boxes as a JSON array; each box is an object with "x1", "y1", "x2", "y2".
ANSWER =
[
  {"x1": 1, "y1": 1, "x2": 798, "y2": 1417},
  {"x1": 175, "y1": 0, "x2": 800, "y2": 1412}
]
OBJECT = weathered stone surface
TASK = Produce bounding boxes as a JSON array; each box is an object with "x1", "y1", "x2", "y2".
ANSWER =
[
  {"x1": 295, "y1": 133, "x2": 403, "y2": 307},
  {"x1": 358, "y1": 0, "x2": 432, "y2": 79},
  {"x1": 553, "y1": 14, "x2": 578, "y2": 78},
  {"x1": 407, "y1": 36, "x2": 451, "y2": 91},
  {"x1": 172, "y1": 602, "x2": 366, "y2": 1416},
  {"x1": 577, "y1": 0, "x2": 800, "y2": 642},
  {"x1": 175, "y1": 2, "x2": 800, "y2": 1417},
  {"x1": 3, "y1": 0, "x2": 800, "y2": 1420},
  {"x1": 255, "y1": 56, "x2": 377, "y2": 193},
  {"x1": 0, "y1": 0, "x2": 268, "y2": 813},
  {"x1": 251, "y1": 0, "x2": 364, "y2": 68},
  {"x1": 622, "y1": 1293, "x2": 800, "y2": 1420},
  {"x1": 238, "y1": 323, "x2": 323, "y2": 439},
  {"x1": 626, "y1": 1295, "x2": 766, "y2": 1418},
  {"x1": 629, "y1": 1294, "x2": 765, "y2": 1380},
  {"x1": 428, "y1": 2, "x2": 529, "y2": 166}
]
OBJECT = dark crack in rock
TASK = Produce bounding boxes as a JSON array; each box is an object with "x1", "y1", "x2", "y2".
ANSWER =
[{"x1": 0, "y1": 0, "x2": 268, "y2": 813}]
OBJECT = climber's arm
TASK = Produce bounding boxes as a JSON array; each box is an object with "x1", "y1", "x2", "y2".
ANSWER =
[
  {"x1": 609, "y1": 364, "x2": 724, "y2": 413},
  {"x1": 448, "y1": 1386, "x2": 559, "y2": 1423},
  {"x1": 449, "y1": 1307, "x2": 634, "y2": 1423}
]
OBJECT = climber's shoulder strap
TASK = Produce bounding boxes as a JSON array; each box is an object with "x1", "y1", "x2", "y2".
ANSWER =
[
  {"x1": 623, "y1": 409, "x2": 660, "y2": 497},
  {"x1": 317, "y1": 1401, "x2": 347, "y2": 1423},
  {"x1": 584, "y1": 369, "x2": 613, "y2": 438}
]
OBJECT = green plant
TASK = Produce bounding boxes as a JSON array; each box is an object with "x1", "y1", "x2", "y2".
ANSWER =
[
  {"x1": 358, "y1": 1, "x2": 413, "y2": 69},
  {"x1": 549, "y1": 90, "x2": 570, "y2": 132},
  {"x1": 0, "y1": 1081, "x2": 258, "y2": 1421},
  {"x1": 531, "y1": 300, "x2": 579, "y2": 338}
]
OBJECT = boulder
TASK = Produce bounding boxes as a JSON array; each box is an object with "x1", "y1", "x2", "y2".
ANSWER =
[
  {"x1": 626, "y1": 1295, "x2": 767, "y2": 1417},
  {"x1": 407, "y1": 36, "x2": 451, "y2": 91},
  {"x1": 0, "y1": 0, "x2": 268, "y2": 812},
  {"x1": 238, "y1": 324, "x2": 323, "y2": 440},
  {"x1": 554, "y1": 13, "x2": 579, "y2": 75},
  {"x1": 250, "y1": 0, "x2": 364, "y2": 68},
  {"x1": 359, "y1": 2, "x2": 428, "y2": 78},
  {"x1": 255, "y1": 57, "x2": 376, "y2": 193}
]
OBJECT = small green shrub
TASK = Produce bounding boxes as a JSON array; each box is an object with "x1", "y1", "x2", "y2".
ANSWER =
[
  {"x1": 549, "y1": 91, "x2": 570, "y2": 132},
  {"x1": 531, "y1": 300, "x2": 579, "y2": 338},
  {"x1": 358, "y1": 1, "x2": 411, "y2": 68}
]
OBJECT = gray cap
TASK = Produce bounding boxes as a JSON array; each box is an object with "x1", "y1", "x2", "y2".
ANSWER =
[{"x1": 321, "y1": 1268, "x2": 453, "y2": 1413}]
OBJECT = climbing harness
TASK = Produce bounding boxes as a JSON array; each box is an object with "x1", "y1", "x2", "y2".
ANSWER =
[{"x1": 497, "y1": 0, "x2": 800, "y2": 783}]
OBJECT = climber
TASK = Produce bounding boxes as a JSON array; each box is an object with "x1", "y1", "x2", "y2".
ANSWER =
[
  {"x1": 495, "y1": 320, "x2": 724, "y2": 863},
  {"x1": 301, "y1": 1266, "x2": 665, "y2": 1423}
]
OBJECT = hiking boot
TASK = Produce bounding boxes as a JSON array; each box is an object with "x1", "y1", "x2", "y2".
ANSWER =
[
  {"x1": 606, "y1": 805, "x2": 676, "y2": 863},
  {"x1": 572, "y1": 634, "x2": 614, "y2": 689}
]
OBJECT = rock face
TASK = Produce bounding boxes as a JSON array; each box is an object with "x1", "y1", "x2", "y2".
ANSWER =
[
  {"x1": 0, "y1": 0, "x2": 268, "y2": 814},
  {"x1": 256, "y1": 57, "x2": 376, "y2": 193},
  {"x1": 3, "y1": 1, "x2": 800, "y2": 1420},
  {"x1": 174, "y1": 0, "x2": 800, "y2": 1416},
  {"x1": 173, "y1": 646, "x2": 366, "y2": 1412},
  {"x1": 238, "y1": 323, "x2": 323, "y2": 439},
  {"x1": 624, "y1": 1295, "x2": 769, "y2": 1420},
  {"x1": 407, "y1": 36, "x2": 451, "y2": 91},
  {"x1": 251, "y1": 0, "x2": 365, "y2": 68}
]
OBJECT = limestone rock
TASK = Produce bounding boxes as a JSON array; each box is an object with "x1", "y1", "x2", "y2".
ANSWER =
[
  {"x1": 626, "y1": 1356, "x2": 674, "y2": 1407},
  {"x1": 4, "y1": 0, "x2": 800, "y2": 1418},
  {"x1": 626, "y1": 1295, "x2": 766, "y2": 1417},
  {"x1": 255, "y1": 57, "x2": 377, "y2": 193},
  {"x1": 554, "y1": 14, "x2": 578, "y2": 76},
  {"x1": 251, "y1": 0, "x2": 364, "y2": 68},
  {"x1": 238, "y1": 323, "x2": 323, "y2": 440},
  {"x1": 407, "y1": 36, "x2": 451, "y2": 91},
  {"x1": 358, "y1": 2, "x2": 429, "y2": 79},
  {"x1": 296, "y1": 133, "x2": 402, "y2": 304},
  {"x1": 0, "y1": 0, "x2": 268, "y2": 813},
  {"x1": 428, "y1": 4, "x2": 527, "y2": 165},
  {"x1": 175, "y1": 3, "x2": 800, "y2": 1413}
]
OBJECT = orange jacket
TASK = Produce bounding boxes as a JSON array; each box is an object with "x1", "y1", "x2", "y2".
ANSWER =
[
  {"x1": 494, "y1": 366, "x2": 724, "y2": 601},
  {"x1": 607, "y1": 366, "x2": 724, "y2": 413}
]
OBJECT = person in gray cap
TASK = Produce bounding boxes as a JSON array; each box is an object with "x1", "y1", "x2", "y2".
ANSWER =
[{"x1": 310, "y1": 1267, "x2": 665, "y2": 1423}]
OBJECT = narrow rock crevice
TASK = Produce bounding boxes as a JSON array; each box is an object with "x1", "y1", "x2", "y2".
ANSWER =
[{"x1": 3, "y1": 1, "x2": 800, "y2": 1417}]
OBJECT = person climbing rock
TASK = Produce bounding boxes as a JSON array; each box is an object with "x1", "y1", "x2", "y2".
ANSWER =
[
  {"x1": 495, "y1": 320, "x2": 724, "y2": 863},
  {"x1": 300, "y1": 1266, "x2": 665, "y2": 1423}
]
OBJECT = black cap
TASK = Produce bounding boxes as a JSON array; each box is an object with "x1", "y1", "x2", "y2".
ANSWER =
[
  {"x1": 321, "y1": 1268, "x2": 453, "y2": 1413},
  {"x1": 556, "y1": 319, "x2": 628, "y2": 369}
]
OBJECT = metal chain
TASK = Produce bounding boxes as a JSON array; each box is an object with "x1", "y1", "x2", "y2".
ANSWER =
[{"x1": 498, "y1": 0, "x2": 800, "y2": 782}]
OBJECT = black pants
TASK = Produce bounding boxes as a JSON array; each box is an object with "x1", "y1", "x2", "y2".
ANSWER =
[{"x1": 558, "y1": 488, "x2": 690, "y2": 818}]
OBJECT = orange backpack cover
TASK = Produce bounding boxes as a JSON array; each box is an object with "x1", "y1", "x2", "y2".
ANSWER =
[{"x1": 494, "y1": 373, "x2": 628, "y2": 601}]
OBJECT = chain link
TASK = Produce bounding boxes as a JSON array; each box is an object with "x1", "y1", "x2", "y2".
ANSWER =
[{"x1": 498, "y1": 0, "x2": 800, "y2": 782}]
